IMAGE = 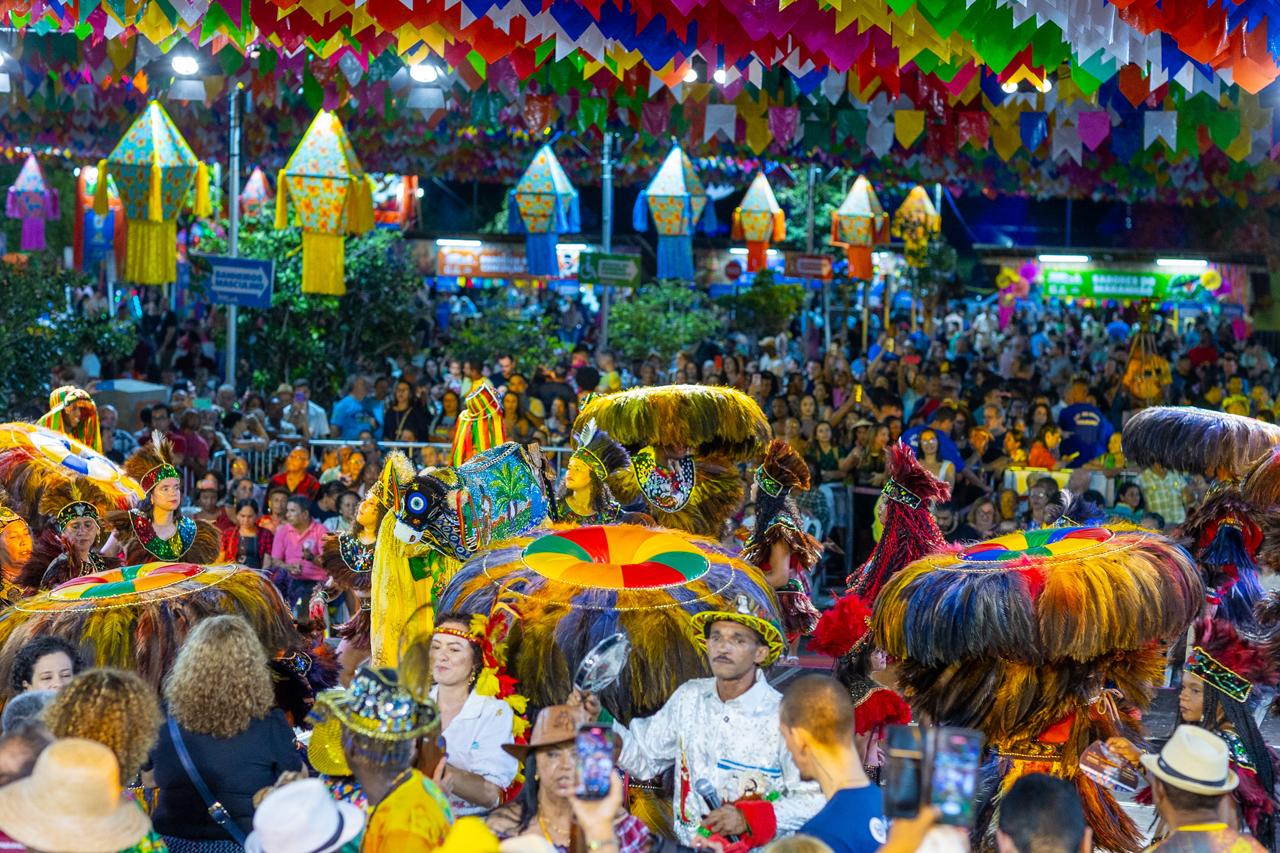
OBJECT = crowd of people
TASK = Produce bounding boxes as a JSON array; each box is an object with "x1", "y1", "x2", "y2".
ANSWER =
[{"x1": 1, "y1": 277, "x2": 1274, "y2": 853}]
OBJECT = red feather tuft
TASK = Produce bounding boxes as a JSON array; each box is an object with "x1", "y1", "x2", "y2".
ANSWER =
[
  {"x1": 887, "y1": 442, "x2": 951, "y2": 505},
  {"x1": 854, "y1": 688, "x2": 912, "y2": 735},
  {"x1": 811, "y1": 594, "x2": 873, "y2": 659}
]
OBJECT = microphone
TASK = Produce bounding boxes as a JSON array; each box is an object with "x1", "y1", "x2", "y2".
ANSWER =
[{"x1": 693, "y1": 778, "x2": 739, "y2": 843}]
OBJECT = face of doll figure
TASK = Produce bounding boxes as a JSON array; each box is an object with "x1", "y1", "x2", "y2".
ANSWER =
[
  {"x1": 564, "y1": 457, "x2": 594, "y2": 494},
  {"x1": 1108, "y1": 433, "x2": 1123, "y2": 454}
]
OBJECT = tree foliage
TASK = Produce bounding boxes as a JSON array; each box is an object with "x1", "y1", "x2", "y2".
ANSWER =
[
  {"x1": 771, "y1": 169, "x2": 848, "y2": 248},
  {"x1": 607, "y1": 283, "x2": 722, "y2": 363},
  {"x1": 716, "y1": 270, "x2": 806, "y2": 338},
  {"x1": 191, "y1": 213, "x2": 423, "y2": 401},
  {"x1": 450, "y1": 309, "x2": 565, "y2": 376},
  {"x1": 0, "y1": 254, "x2": 135, "y2": 417}
]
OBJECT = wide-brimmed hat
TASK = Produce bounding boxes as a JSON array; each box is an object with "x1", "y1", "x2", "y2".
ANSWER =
[
  {"x1": 245, "y1": 779, "x2": 364, "y2": 853},
  {"x1": 0, "y1": 738, "x2": 152, "y2": 853},
  {"x1": 1140, "y1": 725, "x2": 1239, "y2": 796},
  {"x1": 310, "y1": 665, "x2": 439, "y2": 744},
  {"x1": 502, "y1": 704, "x2": 579, "y2": 761},
  {"x1": 688, "y1": 594, "x2": 785, "y2": 667}
]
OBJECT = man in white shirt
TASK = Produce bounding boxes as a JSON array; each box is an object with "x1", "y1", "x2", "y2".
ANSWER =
[{"x1": 575, "y1": 595, "x2": 822, "y2": 849}]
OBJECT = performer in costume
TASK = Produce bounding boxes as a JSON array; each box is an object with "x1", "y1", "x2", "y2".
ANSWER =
[
  {"x1": 1179, "y1": 618, "x2": 1279, "y2": 849},
  {"x1": 743, "y1": 439, "x2": 822, "y2": 662},
  {"x1": 36, "y1": 386, "x2": 101, "y2": 452},
  {"x1": 105, "y1": 433, "x2": 220, "y2": 565},
  {"x1": 584, "y1": 594, "x2": 822, "y2": 849},
  {"x1": 397, "y1": 608, "x2": 527, "y2": 817},
  {"x1": 552, "y1": 420, "x2": 633, "y2": 526},
  {"x1": 575, "y1": 385, "x2": 770, "y2": 537},
  {"x1": 309, "y1": 665, "x2": 453, "y2": 851},
  {"x1": 0, "y1": 499, "x2": 33, "y2": 604},
  {"x1": 369, "y1": 451, "x2": 438, "y2": 668},
  {"x1": 810, "y1": 593, "x2": 910, "y2": 778},
  {"x1": 847, "y1": 442, "x2": 950, "y2": 604},
  {"x1": 873, "y1": 523, "x2": 1203, "y2": 852},
  {"x1": 18, "y1": 479, "x2": 114, "y2": 589}
]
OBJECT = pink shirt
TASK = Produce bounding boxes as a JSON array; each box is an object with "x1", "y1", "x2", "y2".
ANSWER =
[{"x1": 270, "y1": 520, "x2": 328, "y2": 581}]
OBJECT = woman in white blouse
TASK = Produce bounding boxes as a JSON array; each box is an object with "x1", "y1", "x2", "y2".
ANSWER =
[{"x1": 428, "y1": 614, "x2": 520, "y2": 815}]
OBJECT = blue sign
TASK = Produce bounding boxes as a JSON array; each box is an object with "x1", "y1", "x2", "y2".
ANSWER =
[{"x1": 205, "y1": 255, "x2": 274, "y2": 309}]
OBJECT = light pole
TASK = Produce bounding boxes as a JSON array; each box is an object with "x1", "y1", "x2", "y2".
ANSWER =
[
  {"x1": 226, "y1": 86, "x2": 241, "y2": 390},
  {"x1": 599, "y1": 131, "x2": 614, "y2": 350}
]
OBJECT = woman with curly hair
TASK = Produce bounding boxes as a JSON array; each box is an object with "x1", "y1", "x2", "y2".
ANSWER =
[
  {"x1": 149, "y1": 615, "x2": 302, "y2": 851},
  {"x1": 43, "y1": 668, "x2": 163, "y2": 785}
]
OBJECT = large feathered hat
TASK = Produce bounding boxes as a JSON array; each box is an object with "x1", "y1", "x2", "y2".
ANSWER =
[
  {"x1": 1122, "y1": 406, "x2": 1280, "y2": 481},
  {"x1": 754, "y1": 439, "x2": 810, "y2": 498},
  {"x1": 37, "y1": 478, "x2": 109, "y2": 533}
]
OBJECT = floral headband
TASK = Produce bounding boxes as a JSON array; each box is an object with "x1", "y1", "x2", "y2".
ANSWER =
[
  {"x1": 1186, "y1": 646, "x2": 1252, "y2": 704},
  {"x1": 754, "y1": 466, "x2": 785, "y2": 498},
  {"x1": 882, "y1": 477, "x2": 922, "y2": 509},
  {"x1": 55, "y1": 501, "x2": 100, "y2": 531},
  {"x1": 571, "y1": 447, "x2": 608, "y2": 483},
  {"x1": 140, "y1": 463, "x2": 181, "y2": 494}
]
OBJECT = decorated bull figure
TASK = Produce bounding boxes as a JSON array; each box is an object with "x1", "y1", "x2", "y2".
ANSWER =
[{"x1": 391, "y1": 442, "x2": 554, "y2": 560}]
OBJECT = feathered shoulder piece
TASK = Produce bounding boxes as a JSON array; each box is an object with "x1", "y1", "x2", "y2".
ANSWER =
[
  {"x1": 759, "y1": 439, "x2": 810, "y2": 493},
  {"x1": 123, "y1": 432, "x2": 177, "y2": 488},
  {"x1": 886, "y1": 442, "x2": 951, "y2": 508},
  {"x1": 1123, "y1": 406, "x2": 1280, "y2": 480},
  {"x1": 572, "y1": 419, "x2": 631, "y2": 480},
  {"x1": 811, "y1": 594, "x2": 873, "y2": 659},
  {"x1": 1188, "y1": 617, "x2": 1277, "y2": 703}
]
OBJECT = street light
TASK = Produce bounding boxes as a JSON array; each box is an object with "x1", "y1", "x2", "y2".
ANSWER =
[
  {"x1": 409, "y1": 62, "x2": 440, "y2": 84},
  {"x1": 168, "y1": 51, "x2": 205, "y2": 101},
  {"x1": 171, "y1": 54, "x2": 200, "y2": 77}
]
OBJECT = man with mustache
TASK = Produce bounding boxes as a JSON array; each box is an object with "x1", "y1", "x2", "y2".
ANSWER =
[{"x1": 572, "y1": 595, "x2": 821, "y2": 849}]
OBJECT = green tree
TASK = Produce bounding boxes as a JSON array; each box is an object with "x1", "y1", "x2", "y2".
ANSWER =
[
  {"x1": 191, "y1": 213, "x2": 422, "y2": 402},
  {"x1": 450, "y1": 309, "x2": 565, "y2": 376},
  {"x1": 716, "y1": 270, "x2": 806, "y2": 338},
  {"x1": 607, "y1": 283, "x2": 722, "y2": 363},
  {"x1": 0, "y1": 254, "x2": 135, "y2": 416},
  {"x1": 772, "y1": 169, "x2": 849, "y2": 248}
]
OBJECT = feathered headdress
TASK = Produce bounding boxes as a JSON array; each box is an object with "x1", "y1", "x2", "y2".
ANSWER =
[
  {"x1": 810, "y1": 594, "x2": 873, "y2": 659},
  {"x1": 36, "y1": 386, "x2": 101, "y2": 452},
  {"x1": 1122, "y1": 406, "x2": 1280, "y2": 481},
  {"x1": 571, "y1": 419, "x2": 630, "y2": 483},
  {"x1": 37, "y1": 478, "x2": 109, "y2": 533},
  {"x1": 1187, "y1": 617, "x2": 1275, "y2": 705},
  {"x1": 754, "y1": 439, "x2": 810, "y2": 498},
  {"x1": 123, "y1": 432, "x2": 181, "y2": 495},
  {"x1": 847, "y1": 442, "x2": 950, "y2": 604}
]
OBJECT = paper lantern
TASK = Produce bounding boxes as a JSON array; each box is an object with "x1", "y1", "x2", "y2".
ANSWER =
[
  {"x1": 731, "y1": 172, "x2": 785, "y2": 272},
  {"x1": 892, "y1": 185, "x2": 940, "y2": 267},
  {"x1": 93, "y1": 101, "x2": 211, "y2": 285},
  {"x1": 6, "y1": 155, "x2": 59, "y2": 252},
  {"x1": 275, "y1": 110, "x2": 375, "y2": 295},
  {"x1": 507, "y1": 144, "x2": 579, "y2": 277},
  {"x1": 632, "y1": 143, "x2": 715, "y2": 280},
  {"x1": 240, "y1": 167, "x2": 273, "y2": 219},
  {"x1": 830, "y1": 175, "x2": 888, "y2": 280}
]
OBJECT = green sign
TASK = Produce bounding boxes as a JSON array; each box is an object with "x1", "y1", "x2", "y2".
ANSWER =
[
  {"x1": 1041, "y1": 267, "x2": 1176, "y2": 301},
  {"x1": 579, "y1": 252, "x2": 641, "y2": 288}
]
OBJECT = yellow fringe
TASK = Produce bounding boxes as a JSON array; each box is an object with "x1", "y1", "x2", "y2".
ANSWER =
[
  {"x1": 193, "y1": 162, "x2": 211, "y2": 218},
  {"x1": 300, "y1": 231, "x2": 346, "y2": 295},
  {"x1": 92, "y1": 161, "x2": 111, "y2": 216},
  {"x1": 730, "y1": 207, "x2": 743, "y2": 240},
  {"x1": 772, "y1": 208, "x2": 786, "y2": 241},
  {"x1": 274, "y1": 169, "x2": 289, "y2": 229}
]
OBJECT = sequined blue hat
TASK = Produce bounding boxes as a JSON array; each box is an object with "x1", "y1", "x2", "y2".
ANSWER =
[{"x1": 311, "y1": 665, "x2": 439, "y2": 743}]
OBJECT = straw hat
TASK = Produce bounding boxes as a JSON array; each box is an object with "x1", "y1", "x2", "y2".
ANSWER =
[
  {"x1": 1140, "y1": 725, "x2": 1239, "y2": 796},
  {"x1": 0, "y1": 738, "x2": 151, "y2": 853},
  {"x1": 245, "y1": 779, "x2": 364, "y2": 853},
  {"x1": 688, "y1": 594, "x2": 785, "y2": 667},
  {"x1": 502, "y1": 705, "x2": 579, "y2": 761}
]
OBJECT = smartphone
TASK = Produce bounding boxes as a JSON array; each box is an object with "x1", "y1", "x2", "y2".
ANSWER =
[
  {"x1": 883, "y1": 725, "x2": 923, "y2": 819},
  {"x1": 294, "y1": 391, "x2": 306, "y2": 404},
  {"x1": 575, "y1": 724, "x2": 616, "y2": 801},
  {"x1": 929, "y1": 727, "x2": 985, "y2": 827},
  {"x1": 854, "y1": 384, "x2": 864, "y2": 404}
]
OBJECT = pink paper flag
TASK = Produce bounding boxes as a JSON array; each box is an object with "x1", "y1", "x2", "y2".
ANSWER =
[{"x1": 1078, "y1": 111, "x2": 1111, "y2": 151}]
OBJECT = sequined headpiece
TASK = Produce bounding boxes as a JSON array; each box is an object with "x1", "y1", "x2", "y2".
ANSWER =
[
  {"x1": 882, "y1": 477, "x2": 923, "y2": 509},
  {"x1": 140, "y1": 463, "x2": 181, "y2": 494},
  {"x1": 311, "y1": 665, "x2": 439, "y2": 742},
  {"x1": 754, "y1": 466, "x2": 785, "y2": 498},
  {"x1": 54, "y1": 501, "x2": 100, "y2": 532},
  {"x1": 0, "y1": 507, "x2": 23, "y2": 530},
  {"x1": 1187, "y1": 646, "x2": 1253, "y2": 704},
  {"x1": 434, "y1": 626, "x2": 482, "y2": 647}
]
